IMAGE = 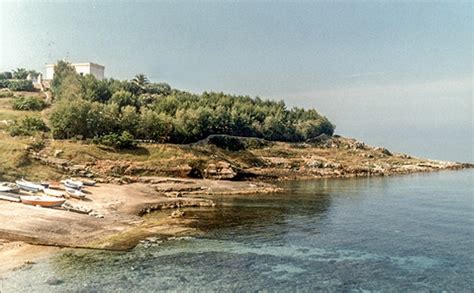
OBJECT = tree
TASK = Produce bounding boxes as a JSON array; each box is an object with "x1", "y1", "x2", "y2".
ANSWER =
[
  {"x1": 0, "y1": 72, "x2": 12, "y2": 80},
  {"x1": 109, "y1": 90, "x2": 137, "y2": 108},
  {"x1": 132, "y1": 74, "x2": 149, "y2": 88},
  {"x1": 120, "y1": 106, "x2": 139, "y2": 136},
  {"x1": 12, "y1": 68, "x2": 28, "y2": 79},
  {"x1": 51, "y1": 61, "x2": 78, "y2": 97},
  {"x1": 130, "y1": 74, "x2": 149, "y2": 95},
  {"x1": 138, "y1": 108, "x2": 172, "y2": 141},
  {"x1": 145, "y1": 82, "x2": 171, "y2": 96},
  {"x1": 27, "y1": 70, "x2": 40, "y2": 79}
]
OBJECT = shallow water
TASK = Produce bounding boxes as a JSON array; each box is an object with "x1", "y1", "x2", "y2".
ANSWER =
[{"x1": 1, "y1": 169, "x2": 473, "y2": 292}]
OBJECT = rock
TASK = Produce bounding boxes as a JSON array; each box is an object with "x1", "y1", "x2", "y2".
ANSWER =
[
  {"x1": 171, "y1": 210, "x2": 185, "y2": 218},
  {"x1": 53, "y1": 149, "x2": 63, "y2": 157},
  {"x1": 374, "y1": 147, "x2": 392, "y2": 156},
  {"x1": 203, "y1": 161, "x2": 239, "y2": 180},
  {"x1": 46, "y1": 277, "x2": 64, "y2": 286},
  {"x1": 164, "y1": 192, "x2": 182, "y2": 198},
  {"x1": 306, "y1": 133, "x2": 332, "y2": 143},
  {"x1": 305, "y1": 160, "x2": 324, "y2": 168}
]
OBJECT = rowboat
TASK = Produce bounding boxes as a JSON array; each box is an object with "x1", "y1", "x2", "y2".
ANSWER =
[
  {"x1": 43, "y1": 188, "x2": 65, "y2": 198},
  {"x1": 65, "y1": 188, "x2": 86, "y2": 199},
  {"x1": 20, "y1": 195, "x2": 66, "y2": 207},
  {"x1": 0, "y1": 183, "x2": 20, "y2": 193},
  {"x1": 0, "y1": 191, "x2": 21, "y2": 202},
  {"x1": 62, "y1": 179, "x2": 83, "y2": 190},
  {"x1": 16, "y1": 180, "x2": 44, "y2": 193},
  {"x1": 82, "y1": 179, "x2": 96, "y2": 186}
]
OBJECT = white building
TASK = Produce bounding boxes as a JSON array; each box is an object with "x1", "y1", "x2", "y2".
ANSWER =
[{"x1": 45, "y1": 62, "x2": 105, "y2": 80}]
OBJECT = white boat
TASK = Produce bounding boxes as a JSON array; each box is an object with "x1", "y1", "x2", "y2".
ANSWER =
[
  {"x1": 43, "y1": 188, "x2": 65, "y2": 198},
  {"x1": 65, "y1": 188, "x2": 86, "y2": 199},
  {"x1": 20, "y1": 195, "x2": 65, "y2": 207},
  {"x1": 0, "y1": 183, "x2": 19, "y2": 193},
  {"x1": 0, "y1": 191, "x2": 21, "y2": 202},
  {"x1": 82, "y1": 179, "x2": 96, "y2": 186},
  {"x1": 16, "y1": 180, "x2": 44, "y2": 193},
  {"x1": 62, "y1": 179, "x2": 83, "y2": 190}
]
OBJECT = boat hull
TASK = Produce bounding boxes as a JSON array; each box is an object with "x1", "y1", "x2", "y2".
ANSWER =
[
  {"x1": 43, "y1": 188, "x2": 65, "y2": 198},
  {"x1": 16, "y1": 180, "x2": 43, "y2": 193},
  {"x1": 65, "y1": 188, "x2": 86, "y2": 199},
  {"x1": 20, "y1": 196, "x2": 66, "y2": 207}
]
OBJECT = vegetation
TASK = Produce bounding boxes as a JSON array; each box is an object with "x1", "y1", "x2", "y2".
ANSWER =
[
  {"x1": 7, "y1": 116, "x2": 49, "y2": 137},
  {"x1": 0, "y1": 91, "x2": 14, "y2": 98},
  {"x1": 47, "y1": 61, "x2": 334, "y2": 144},
  {"x1": 0, "y1": 79, "x2": 34, "y2": 91},
  {"x1": 92, "y1": 131, "x2": 137, "y2": 149},
  {"x1": 11, "y1": 96, "x2": 48, "y2": 111}
]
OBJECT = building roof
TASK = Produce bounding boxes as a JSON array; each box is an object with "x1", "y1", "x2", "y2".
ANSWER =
[{"x1": 46, "y1": 62, "x2": 105, "y2": 68}]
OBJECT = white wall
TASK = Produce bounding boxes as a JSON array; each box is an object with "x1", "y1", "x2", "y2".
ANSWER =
[
  {"x1": 89, "y1": 65, "x2": 105, "y2": 80},
  {"x1": 45, "y1": 66, "x2": 55, "y2": 80},
  {"x1": 44, "y1": 63, "x2": 105, "y2": 80}
]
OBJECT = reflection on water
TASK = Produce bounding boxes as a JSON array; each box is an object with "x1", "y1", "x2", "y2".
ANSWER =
[{"x1": 1, "y1": 169, "x2": 473, "y2": 292}]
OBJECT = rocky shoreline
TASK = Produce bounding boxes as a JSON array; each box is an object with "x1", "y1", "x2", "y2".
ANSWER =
[
  {"x1": 0, "y1": 134, "x2": 471, "y2": 274},
  {"x1": 24, "y1": 134, "x2": 472, "y2": 184}
]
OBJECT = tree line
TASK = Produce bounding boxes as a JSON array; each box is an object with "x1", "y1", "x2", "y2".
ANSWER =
[{"x1": 44, "y1": 61, "x2": 336, "y2": 145}]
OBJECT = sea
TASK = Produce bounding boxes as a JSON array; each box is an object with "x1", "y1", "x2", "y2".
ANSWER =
[{"x1": 1, "y1": 169, "x2": 473, "y2": 292}]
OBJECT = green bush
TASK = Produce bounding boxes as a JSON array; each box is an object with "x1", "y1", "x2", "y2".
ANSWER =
[
  {"x1": 93, "y1": 131, "x2": 137, "y2": 149},
  {"x1": 11, "y1": 96, "x2": 47, "y2": 111},
  {"x1": 206, "y1": 135, "x2": 246, "y2": 151},
  {"x1": 0, "y1": 91, "x2": 14, "y2": 98},
  {"x1": 6, "y1": 80, "x2": 34, "y2": 91},
  {"x1": 8, "y1": 117, "x2": 49, "y2": 137},
  {"x1": 0, "y1": 80, "x2": 9, "y2": 88}
]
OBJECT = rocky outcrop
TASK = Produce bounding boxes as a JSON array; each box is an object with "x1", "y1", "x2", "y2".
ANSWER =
[
  {"x1": 202, "y1": 161, "x2": 239, "y2": 180},
  {"x1": 137, "y1": 198, "x2": 215, "y2": 216}
]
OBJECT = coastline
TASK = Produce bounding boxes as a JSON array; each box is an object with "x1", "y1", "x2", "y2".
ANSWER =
[
  {"x1": 0, "y1": 134, "x2": 472, "y2": 276},
  {"x1": 1, "y1": 165, "x2": 471, "y2": 276}
]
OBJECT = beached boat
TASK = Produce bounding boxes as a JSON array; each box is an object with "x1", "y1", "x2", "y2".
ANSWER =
[
  {"x1": 62, "y1": 179, "x2": 83, "y2": 190},
  {"x1": 16, "y1": 180, "x2": 44, "y2": 193},
  {"x1": 65, "y1": 187, "x2": 86, "y2": 199},
  {"x1": 20, "y1": 195, "x2": 65, "y2": 207},
  {"x1": 43, "y1": 188, "x2": 65, "y2": 198},
  {"x1": 0, "y1": 191, "x2": 21, "y2": 202},
  {"x1": 0, "y1": 182, "x2": 20, "y2": 193},
  {"x1": 82, "y1": 179, "x2": 96, "y2": 186}
]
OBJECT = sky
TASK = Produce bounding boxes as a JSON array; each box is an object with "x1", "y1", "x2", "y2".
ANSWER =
[{"x1": 0, "y1": 1, "x2": 472, "y2": 162}]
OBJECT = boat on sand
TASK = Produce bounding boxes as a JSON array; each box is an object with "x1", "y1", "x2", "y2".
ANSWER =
[
  {"x1": 62, "y1": 179, "x2": 83, "y2": 190},
  {"x1": 66, "y1": 188, "x2": 86, "y2": 199},
  {"x1": 16, "y1": 180, "x2": 44, "y2": 192},
  {"x1": 43, "y1": 188, "x2": 65, "y2": 198},
  {"x1": 0, "y1": 191, "x2": 21, "y2": 202},
  {"x1": 20, "y1": 195, "x2": 66, "y2": 207},
  {"x1": 0, "y1": 182, "x2": 20, "y2": 193}
]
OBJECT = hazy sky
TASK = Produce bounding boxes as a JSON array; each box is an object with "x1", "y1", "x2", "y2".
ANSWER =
[{"x1": 0, "y1": 1, "x2": 472, "y2": 161}]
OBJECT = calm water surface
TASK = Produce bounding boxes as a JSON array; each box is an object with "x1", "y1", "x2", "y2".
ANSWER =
[{"x1": 1, "y1": 169, "x2": 473, "y2": 292}]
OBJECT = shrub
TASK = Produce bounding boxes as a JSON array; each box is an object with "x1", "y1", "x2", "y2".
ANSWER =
[
  {"x1": 206, "y1": 134, "x2": 246, "y2": 151},
  {"x1": 0, "y1": 91, "x2": 14, "y2": 98},
  {"x1": 8, "y1": 117, "x2": 49, "y2": 137},
  {"x1": 0, "y1": 80, "x2": 9, "y2": 88},
  {"x1": 11, "y1": 96, "x2": 47, "y2": 111},
  {"x1": 93, "y1": 131, "x2": 137, "y2": 149},
  {"x1": 6, "y1": 80, "x2": 34, "y2": 91}
]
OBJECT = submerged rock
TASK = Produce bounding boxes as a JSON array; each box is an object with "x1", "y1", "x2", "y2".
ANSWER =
[{"x1": 46, "y1": 277, "x2": 64, "y2": 286}]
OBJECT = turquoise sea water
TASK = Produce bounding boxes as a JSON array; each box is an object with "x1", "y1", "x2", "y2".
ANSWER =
[{"x1": 1, "y1": 169, "x2": 473, "y2": 292}]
